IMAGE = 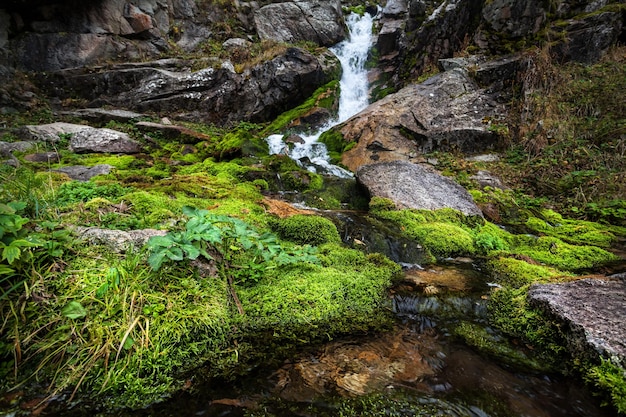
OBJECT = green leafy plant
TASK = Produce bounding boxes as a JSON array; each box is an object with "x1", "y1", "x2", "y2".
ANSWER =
[
  {"x1": 147, "y1": 206, "x2": 319, "y2": 313},
  {"x1": 0, "y1": 201, "x2": 41, "y2": 299}
]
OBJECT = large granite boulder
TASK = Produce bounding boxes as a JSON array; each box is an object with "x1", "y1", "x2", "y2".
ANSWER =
[
  {"x1": 335, "y1": 63, "x2": 506, "y2": 172},
  {"x1": 254, "y1": 0, "x2": 345, "y2": 47},
  {"x1": 357, "y1": 160, "x2": 483, "y2": 217},
  {"x1": 19, "y1": 122, "x2": 92, "y2": 143},
  {"x1": 529, "y1": 274, "x2": 626, "y2": 367},
  {"x1": 69, "y1": 128, "x2": 142, "y2": 154},
  {"x1": 36, "y1": 49, "x2": 339, "y2": 125}
]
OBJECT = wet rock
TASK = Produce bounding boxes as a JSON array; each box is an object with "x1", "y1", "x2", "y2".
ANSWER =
[
  {"x1": 357, "y1": 160, "x2": 484, "y2": 217},
  {"x1": 19, "y1": 122, "x2": 92, "y2": 143},
  {"x1": 275, "y1": 327, "x2": 438, "y2": 400},
  {"x1": 54, "y1": 164, "x2": 113, "y2": 181},
  {"x1": 339, "y1": 67, "x2": 505, "y2": 172},
  {"x1": 254, "y1": 0, "x2": 345, "y2": 47},
  {"x1": 73, "y1": 226, "x2": 167, "y2": 253},
  {"x1": 528, "y1": 275, "x2": 626, "y2": 367},
  {"x1": 69, "y1": 128, "x2": 142, "y2": 154}
]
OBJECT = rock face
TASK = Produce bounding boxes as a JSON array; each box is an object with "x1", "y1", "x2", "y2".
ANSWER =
[
  {"x1": 254, "y1": 0, "x2": 345, "y2": 46},
  {"x1": 36, "y1": 49, "x2": 339, "y2": 125},
  {"x1": 337, "y1": 62, "x2": 506, "y2": 172},
  {"x1": 482, "y1": 0, "x2": 547, "y2": 38},
  {"x1": 528, "y1": 275, "x2": 626, "y2": 367},
  {"x1": 356, "y1": 160, "x2": 484, "y2": 217}
]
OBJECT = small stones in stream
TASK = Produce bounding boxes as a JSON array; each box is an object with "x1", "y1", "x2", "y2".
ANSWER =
[{"x1": 273, "y1": 327, "x2": 441, "y2": 401}]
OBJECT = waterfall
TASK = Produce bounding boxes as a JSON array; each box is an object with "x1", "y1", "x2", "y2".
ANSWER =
[{"x1": 266, "y1": 12, "x2": 375, "y2": 178}]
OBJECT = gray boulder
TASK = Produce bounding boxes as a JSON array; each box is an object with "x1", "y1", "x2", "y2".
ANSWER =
[
  {"x1": 357, "y1": 160, "x2": 484, "y2": 217},
  {"x1": 74, "y1": 226, "x2": 167, "y2": 253},
  {"x1": 69, "y1": 128, "x2": 142, "y2": 154},
  {"x1": 254, "y1": 0, "x2": 345, "y2": 46},
  {"x1": 529, "y1": 275, "x2": 626, "y2": 368},
  {"x1": 20, "y1": 122, "x2": 92, "y2": 143},
  {"x1": 337, "y1": 65, "x2": 505, "y2": 172},
  {"x1": 54, "y1": 164, "x2": 113, "y2": 181}
]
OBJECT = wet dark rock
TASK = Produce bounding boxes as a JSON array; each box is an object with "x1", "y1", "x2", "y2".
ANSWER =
[
  {"x1": 54, "y1": 164, "x2": 113, "y2": 181},
  {"x1": 338, "y1": 66, "x2": 505, "y2": 171},
  {"x1": 356, "y1": 160, "x2": 483, "y2": 217},
  {"x1": 73, "y1": 226, "x2": 167, "y2": 253},
  {"x1": 284, "y1": 134, "x2": 305, "y2": 145},
  {"x1": 69, "y1": 128, "x2": 142, "y2": 154},
  {"x1": 253, "y1": 0, "x2": 345, "y2": 47},
  {"x1": 529, "y1": 275, "x2": 626, "y2": 367}
]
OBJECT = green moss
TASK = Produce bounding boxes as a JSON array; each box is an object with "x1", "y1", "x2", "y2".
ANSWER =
[
  {"x1": 487, "y1": 286, "x2": 567, "y2": 367},
  {"x1": 270, "y1": 214, "x2": 341, "y2": 246},
  {"x1": 262, "y1": 81, "x2": 340, "y2": 136},
  {"x1": 473, "y1": 222, "x2": 512, "y2": 255},
  {"x1": 525, "y1": 209, "x2": 618, "y2": 248},
  {"x1": 586, "y1": 359, "x2": 626, "y2": 414},
  {"x1": 485, "y1": 256, "x2": 571, "y2": 289},
  {"x1": 510, "y1": 235, "x2": 618, "y2": 271},
  {"x1": 237, "y1": 243, "x2": 398, "y2": 347},
  {"x1": 454, "y1": 321, "x2": 548, "y2": 372}
]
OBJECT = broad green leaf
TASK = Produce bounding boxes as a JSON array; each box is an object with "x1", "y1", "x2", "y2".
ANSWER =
[
  {"x1": 182, "y1": 244, "x2": 200, "y2": 259},
  {"x1": 165, "y1": 246, "x2": 184, "y2": 261},
  {"x1": 148, "y1": 251, "x2": 167, "y2": 270},
  {"x1": 62, "y1": 301, "x2": 87, "y2": 319},
  {"x1": 2, "y1": 245, "x2": 20, "y2": 264}
]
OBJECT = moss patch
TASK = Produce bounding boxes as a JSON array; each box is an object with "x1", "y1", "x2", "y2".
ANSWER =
[{"x1": 269, "y1": 214, "x2": 341, "y2": 246}]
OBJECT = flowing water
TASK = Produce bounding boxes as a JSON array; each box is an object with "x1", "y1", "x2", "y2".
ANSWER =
[{"x1": 266, "y1": 12, "x2": 375, "y2": 178}]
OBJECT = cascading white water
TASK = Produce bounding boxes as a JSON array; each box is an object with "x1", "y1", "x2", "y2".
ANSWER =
[{"x1": 266, "y1": 12, "x2": 375, "y2": 178}]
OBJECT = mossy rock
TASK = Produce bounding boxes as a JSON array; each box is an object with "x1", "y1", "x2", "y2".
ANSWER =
[
  {"x1": 525, "y1": 209, "x2": 618, "y2": 248},
  {"x1": 485, "y1": 256, "x2": 572, "y2": 289},
  {"x1": 453, "y1": 321, "x2": 549, "y2": 372},
  {"x1": 270, "y1": 214, "x2": 341, "y2": 246}
]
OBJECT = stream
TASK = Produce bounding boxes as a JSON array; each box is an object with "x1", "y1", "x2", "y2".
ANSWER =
[{"x1": 119, "y1": 262, "x2": 612, "y2": 417}]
